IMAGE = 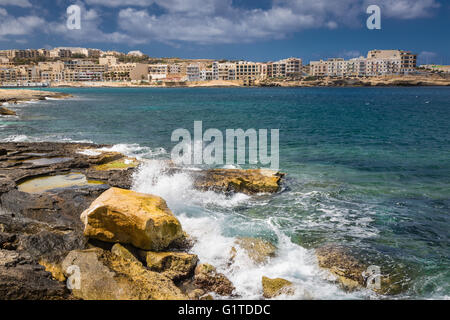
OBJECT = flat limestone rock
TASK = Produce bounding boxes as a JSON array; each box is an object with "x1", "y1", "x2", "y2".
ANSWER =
[
  {"x1": 193, "y1": 169, "x2": 284, "y2": 195},
  {"x1": 81, "y1": 187, "x2": 184, "y2": 251}
]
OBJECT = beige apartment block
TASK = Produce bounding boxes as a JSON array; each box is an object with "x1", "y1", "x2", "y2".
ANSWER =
[
  {"x1": 310, "y1": 60, "x2": 328, "y2": 77},
  {"x1": 268, "y1": 57, "x2": 302, "y2": 78},
  {"x1": 130, "y1": 63, "x2": 149, "y2": 81},
  {"x1": 234, "y1": 61, "x2": 263, "y2": 80},
  {"x1": 168, "y1": 63, "x2": 187, "y2": 76},
  {"x1": 63, "y1": 60, "x2": 106, "y2": 81},
  {"x1": 37, "y1": 61, "x2": 65, "y2": 82},
  {"x1": 368, "y1": 49, "x2": 417, "y2": 73},
  {"x1": 99, "y1": 56, "x2": 118, "y2": 66},
  {"x1": 104, "y1": 63, "x2": 143, "y2": 81}
]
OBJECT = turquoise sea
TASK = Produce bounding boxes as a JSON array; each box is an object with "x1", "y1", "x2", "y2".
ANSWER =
[{"x1": 1, "y1": 87, "x2": 449, "y2": 299}]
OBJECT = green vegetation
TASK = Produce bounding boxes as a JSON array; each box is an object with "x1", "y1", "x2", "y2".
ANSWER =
[
  {"x1": 13, "y1": 56, "x2": 49, "y2": 65},
  {"x1": 118, "y1": 55, "x2": 150, "y2": 63},
  {"x1": 71, "y1": 53, "x2": 87, "y2": 59},
  {"x1": 303, "y1": 76, "x2": 319, "y2": 81}
]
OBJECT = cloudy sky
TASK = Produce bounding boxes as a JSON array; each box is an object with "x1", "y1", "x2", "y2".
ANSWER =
[{"x1": 0, "y1": 0, "x2": 448, "y2": 63}]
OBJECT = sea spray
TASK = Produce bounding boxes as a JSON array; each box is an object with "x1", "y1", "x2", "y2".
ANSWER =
[{"x1": 131, "y1": 160, "x2": 365, "y2": 299}]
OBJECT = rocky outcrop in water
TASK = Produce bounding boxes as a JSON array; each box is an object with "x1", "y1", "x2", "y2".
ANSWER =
[
  {"x1": 0, "y1": 89, "x2": 72, "y2": 105},
  {"x1": 262, "y1": 276, "x2": 295, "y2": 298},
  {"x1": 192, "y1": 263, "x2": 235, "y2": 296},
  {"x1": 230, "y1": 237, "x2": 277, "y2": 265},
  {"x1": 0, "y1": 107, "x2": 16, "y2": 116},
  {"x1": 315, "y1": 244, "x2": 409, "y2": 295},
  {"x1": 193, "y1": 169, "x2": 284, "y2": 195}
]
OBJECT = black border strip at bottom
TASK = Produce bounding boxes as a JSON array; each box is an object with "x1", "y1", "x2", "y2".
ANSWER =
[{"x1": 0, "y1": 300, "x2": 445, "y2": 318}]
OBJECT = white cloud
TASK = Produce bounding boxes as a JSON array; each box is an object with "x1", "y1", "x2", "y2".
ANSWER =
[
  {"x1": 365, "y1": 0, "x2": 440, "y2": 19},
  {"x1": 0, "y1": 9, "x2": 45, "y2": 38},
  {"x1": 117, "y1": 6, "x2": 320, "y2": 44},
  {"x1": 0, "y1": 0, "x2": 32, "y2": 7},
  {"x1": 0, "y1": 0, "x2": 441, "y2": 45},
  {"x1": 49, "y1": 4, "x2": 143, "y2": 44},
  {"x1": 113, "y1": 0, "x2": 441, "y2": 45},
  {"x1": 341, "y1": 50, "x2": 362, "y2": 58},
  {"x1": 84, "y1": 0, "x2": 153, "y2": 7}
]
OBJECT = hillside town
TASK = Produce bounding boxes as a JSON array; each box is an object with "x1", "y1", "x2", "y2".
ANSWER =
[{"x1": 0, "y1": 47, "x2": 448, "y2": 87}]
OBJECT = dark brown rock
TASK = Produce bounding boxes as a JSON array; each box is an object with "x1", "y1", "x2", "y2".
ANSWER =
[
  {"x1": 0, "y1": 107, "x2": 16, "y2": 116},
  {"x1": 191, "y1": 263, "x2": 234, "y2": 296}
]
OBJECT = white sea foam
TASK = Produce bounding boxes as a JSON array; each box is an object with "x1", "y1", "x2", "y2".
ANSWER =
[
  {"x1": 99, "y1": 143, "x2": 167, "y2": 160},
  {"x1": 2, "y1": 134, "x2": 31, "y2": 142},
  {"x1": 132, "y1": 160, "x2": 249, "y2": 210},
  {"x1": 131, "y1": 160, "x2": 368, "y2": 300},
  {"x1": 0, "y1": 134, "x2": 93, "y2": 144},
  {"x1": 22, "y1": 99, "x2": 40, "y2": 104},
  {"x1": 77, "y1": 149, "x2": 102, "y2": 156}
]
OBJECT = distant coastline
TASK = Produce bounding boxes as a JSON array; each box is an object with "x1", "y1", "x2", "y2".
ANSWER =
[
  {"x1": 44, "y1": 74, "x2": 450, "y2": 88},
  {"x1": 0, "y1": 89, "x2": 72, "y2": 116}
]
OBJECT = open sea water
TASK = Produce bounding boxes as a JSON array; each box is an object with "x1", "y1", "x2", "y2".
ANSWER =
[{"x1": 1, "y1": 87, "x2": 449, "y2": 299}]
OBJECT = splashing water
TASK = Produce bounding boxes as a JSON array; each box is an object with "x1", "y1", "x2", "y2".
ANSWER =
[{"x1": 131, "y1": 159, "x2": 367, "y2": 300}]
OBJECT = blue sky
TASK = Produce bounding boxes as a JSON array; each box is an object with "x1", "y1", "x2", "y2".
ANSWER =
[{"x1": 0, "y1": 0, "x2": 448, "y2": 64}]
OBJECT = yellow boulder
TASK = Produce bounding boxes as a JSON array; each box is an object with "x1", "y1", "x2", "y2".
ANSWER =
[
  {"x1": 262, "y1": 276, "x2": 295, "y2": 298},
  {"x1": 81, "y1": 188, "x2": 183, "y2": 250}
]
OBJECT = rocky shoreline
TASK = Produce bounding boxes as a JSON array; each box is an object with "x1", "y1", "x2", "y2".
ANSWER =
[
  {"x1": 258, "y1": 75, "x2": 450, "y2": 87},
  {"x1": 45, "y1": 74, "x2": 450, "y2": 89},
  {"x1": 0, "y1": 142, "x2": 407, "y2": 299},
  {"x1": 0, "y1": 142, "x2": 287, "y2": 300},
  {"x1": 0, "y1": 89, "x2": 72, "y2": 116}
]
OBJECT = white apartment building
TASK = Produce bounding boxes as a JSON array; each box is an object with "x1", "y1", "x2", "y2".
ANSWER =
[
  {"x1": 346, "y1": 57, "x2": 367, "y2": 77},
  {"x1": 186, "y1": 64, "x2": 201, "y2": 81},
  {"x1": 310, "y1": 58, "x2": 346, "y2": 77},
  {"x1": 148, "y1": 64, "x2": 168, "y2": 80},
  {"x1": 368, "y1": 49, "x2": 417, "y2": 74},
  {"x1": 326, "y1": 58, "x2": 347, "y2": 77},
  {"x1": 366, "y1": 58, "x2": 401, "y2": 76},
  {"x1": 212, "y1": 62, "x2": 236, "y2": 80},
  {"x1": 200, "y1": 70, "x2": 213, "y2": 81},
  {"x1": 310, "y1": 50, "x2": 416, "y2": 77}
]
